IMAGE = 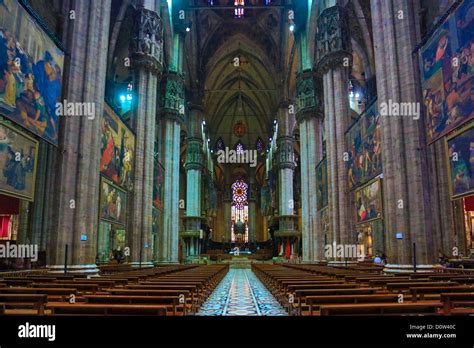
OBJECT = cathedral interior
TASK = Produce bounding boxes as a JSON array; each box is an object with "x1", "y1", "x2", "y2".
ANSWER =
[{"x1": 0, "y1": 0, "x2": 474, "y2": 331}]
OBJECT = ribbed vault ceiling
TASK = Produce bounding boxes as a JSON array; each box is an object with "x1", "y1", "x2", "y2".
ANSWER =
[{"x1": 203, "y1": 33, "x2": 278, "y2": 150}]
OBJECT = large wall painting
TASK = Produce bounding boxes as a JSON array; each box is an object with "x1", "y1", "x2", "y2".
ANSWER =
[
  {"x1": 420, "y1": 0, "x2": 474, "y2": 143},
  {"x1": 446, "y1": 122, "x2": 474, "y2": 199},
  {"x1": 346, "y1": 101, "x2": 382, "y2": 190},
  {"x1": 316, "y1": 157, "x2": 328, "y2": 210},
  {"x1": 355, "y1": 178, "x2": 383, "y2": 224},
  {"x1": 99, "y1": 176, "x2": 127, "y2": 226},
  {"x1": 0, "y1": 121, "x2": 38, "y2": 201},
  {"x1": 0, "y1": 0, "x2": 64, "y2": 145},
  {"x1": 100, "y1": 104, "x2": 135, "y2": 190}
]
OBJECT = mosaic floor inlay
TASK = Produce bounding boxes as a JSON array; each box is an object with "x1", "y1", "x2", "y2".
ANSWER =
[{"x1": 196, "y1": 269, "x2": 288, "y2": 316}]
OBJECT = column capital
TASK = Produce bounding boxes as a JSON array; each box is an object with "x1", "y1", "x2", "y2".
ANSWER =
[
  {"x1": 131, "y1": 7, "x2": 164, "y2": 75},
  {"x1": 315, "y1": 5, "x2": 352, "y2": 75},
  {"x1": 277, "y1": 135, "x2": 295, "y2": 170},
  {"x1": 159, "y1": 72, "x2": 185, "y2": 124},
  {"x1": 185, "y1": 137, "x2": 204, "y2": 171},
  {"x1": 296, "y1": 69, "x2": 324, "y2": 123}
]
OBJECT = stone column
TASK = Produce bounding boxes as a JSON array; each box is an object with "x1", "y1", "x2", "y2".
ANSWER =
[
  {"x1": 27, "y1": 142, "x2": 47, "y2": 249},
  {"x1": 224, "y1": 199, "x2": 232, "y2": 242},
  {"x1": 296, "y1": 69, "x2": 324, "y2": 262},
  {"x1": 427, "y1": 141, "x2": 455, "y2": 258},
  {"x1": 182, "y1": 103, "x2": 204, "y2": 260},
  {"x1": 248, "y1": 177, "x2": 257, "y2": 243},
  {"x1": 371, "y1": 0, "x2": 435, "y2": 271},
  {"x1": 315, "y1": 5, "x2": 353, "y2": 263},
  {"x1": 159, "y1": 72, "x2": 184, "y2": 263},
  {"x1": 128, "y1": 6, "x2": 163, "y2": 267},
  {"x1": 276, "y1": 102, "x2": 300, "y2": 256},
  {"x1": 48, "y1": 0, "x2": 111, "y2": 273}
]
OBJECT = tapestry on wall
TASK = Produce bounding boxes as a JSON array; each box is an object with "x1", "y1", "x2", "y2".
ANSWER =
[
  {"x1": 420, "y1": 0, "x2": 474, "y2": 143},
  {"x1": 346, "y1": 101, "x2": 382, "y2": 190},
  {"x1": 0, "y1": 121, "x2": 38, "y2": 201},
  {"x1": 0, "y1": 0, "x2": 64, "y2": 145},
  {"x1": 100, "y1": 104, "x2": 135, "y2": 190}
]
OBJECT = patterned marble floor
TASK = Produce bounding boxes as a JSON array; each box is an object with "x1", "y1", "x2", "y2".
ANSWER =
[{"x1": 196, "y1": 269, "x2": 288, "y2": 316}]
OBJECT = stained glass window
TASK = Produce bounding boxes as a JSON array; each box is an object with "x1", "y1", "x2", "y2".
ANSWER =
[
  {"x1": 235, "y1": 141, "x2": 244, "y2": 154},
  {"x1": 234, "y1": 0, "x2": 244, "y2": 18},
  {"x1": 256, "y1": 137, "x2": 264, "y2": 152},
  {"x1": 231, "y1": 179, "x2": 248, "y2": 242},
  {"x1": 215, "y1": 137, "x2": 225, "y2": 152}
]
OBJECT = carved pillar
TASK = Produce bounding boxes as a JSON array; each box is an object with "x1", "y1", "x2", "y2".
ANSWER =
[
  {"x1": 248, "y1": 178, "x2": 257, "y2": 243},
  {"x1": 48, "y1": 0, "x2": 111, "y2": 273},
  {"x1": 276, "y1": 102, "x2": 300, "y2": 257},
  {"x1": 182, "y1": 104, "x2": 204, "y2": 259},
  {"x1": 296, "y1": 69, "x2": 324, "y2": 262},
  {"x1": 128, "y1": 7, "x2": 163, "y2": 267},
  {"x1": 159, "y1": 72, "x2": 184, "y2": 263},
  {"x1": 316, "y1": 5, "x2": 353, "y2": 263},
  {"x1": 371, "y1": 0, "x2": 435, "y2": 271}
]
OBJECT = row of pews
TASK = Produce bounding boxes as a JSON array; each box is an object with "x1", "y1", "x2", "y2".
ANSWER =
[
  {"x1": 252, "y1": 263, "x2": 474, "y2": 316},
  {"x1": 0, "y1": 264, "x2": 229, "y2": 316}
]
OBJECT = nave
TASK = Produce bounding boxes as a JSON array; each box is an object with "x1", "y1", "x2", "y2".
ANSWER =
[
  {"x1": 1, "y1": 262, "x2": 473, "y2": 316},
  {"x1": 197, "y1": 268, "x2": 287, "y2": 316}
]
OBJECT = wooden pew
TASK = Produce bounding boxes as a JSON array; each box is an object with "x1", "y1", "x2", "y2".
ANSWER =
[
  {"x1": 292, "y1": 288, "x2": 379, "y2": 316},
  {"x1": 410, "y1": 286, "x2": 474, "y2": 302},
  {"x1": 319, "y1": 301, "x2": 442, "y2": 316},
  {"x1": 440, "y1": 292, "x2": 474, "y2": 314},
  {"x1": 0, "y1": 287, "x2": 77, "y2": 298},
  {"x1": 31, "y1": 283, "x2": 99, "y2": 293},
  {"x1": 0, "y1": 294, "x2": 47, "y2": 315},
  {"x1": 47, "y1": 302, "x2": 168, "y2": 316},
  {"x1": 106, "y1": 289, "x2": 195, "y2": 313},
  {"x1": 386, "y1": 281, "x2": 458, "y2": 293},
  {"x1": 83, "y1": 295, "x2": 186, "y2": 316},
  {"x1": 2, "y1": 279, "x2": 33, "y2": 287},
  {"x1": 304, "y1": 294, "x2": 399, "y2": 315}
]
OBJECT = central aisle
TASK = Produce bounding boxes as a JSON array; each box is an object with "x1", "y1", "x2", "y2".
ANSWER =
[{"x1": 197, "y1": 269, "x2": 288, "y2": 316}]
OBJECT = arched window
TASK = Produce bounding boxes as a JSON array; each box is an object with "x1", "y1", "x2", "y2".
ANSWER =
[
  {"x1": 234, "y1": 0, "x2": 245, "y2": 18},
  {"x1": 256, "y1": 137, "x2": 264, "y2": 153},
  {"x1": 231, "y1": 179, "x2": 248, "y2": 242},
  {"x1": 214, "y1": 137, "x2": 225, "y2": 152},
  {"x1": 234, "y1": 141, "x2": 244, "y2": 154}
]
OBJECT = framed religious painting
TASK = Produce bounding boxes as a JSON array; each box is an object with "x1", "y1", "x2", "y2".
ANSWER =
[
  {"x1": 446, "y1": 121, "x2": 474, "y2": 199},
  {"x1": 354, "y1": 177, "x2": 383, "y2": 224},
  {"x1": 346, "y1": 101, "x2": 383, "y2": 190},
  {"x1": 0, "y1": 121, "x2": 38, "y2": 201},
  {"x1": 99, "y1": 176, "x2": 127, "y2": 226},
  {"x1": 420, "y1": 0, "x2": 474, "y2": 143},
  {"x1": 0, "y1": 0, "x2": 64, "y2": 145},
  {"x1": 100, "y1": 104, "x2": 135, "y2": 190}
]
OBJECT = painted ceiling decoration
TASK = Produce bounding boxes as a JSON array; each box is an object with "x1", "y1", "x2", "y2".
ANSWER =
[{"x1": 233, "y1": 120, "x2": 247, "y2": 138}]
